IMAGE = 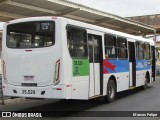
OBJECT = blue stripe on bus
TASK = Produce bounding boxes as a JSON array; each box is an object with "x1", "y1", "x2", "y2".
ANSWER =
[
  {"x1": 103, "y1": 59, "x2": 129, "y2": 73},
  {"x1": 136, "y1": 60, "x2": 151, "y2": 71},
  {"x1": 103, "y1": 59, "x2": 151, "y2": 74}
]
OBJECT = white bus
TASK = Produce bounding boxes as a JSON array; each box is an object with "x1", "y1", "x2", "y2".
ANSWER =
[{"x1": 2, "y1": 17, "x2": 156, "y2": 102}]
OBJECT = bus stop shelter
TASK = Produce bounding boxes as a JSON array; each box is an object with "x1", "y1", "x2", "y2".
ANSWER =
[{"x1": 0, "y1": 0, "x2": 156, "y2": 36}]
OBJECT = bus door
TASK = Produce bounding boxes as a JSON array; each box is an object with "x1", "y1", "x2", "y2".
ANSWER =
[
  {"x1": 151, "y1": 46, "x2": 156, "y2": 81},
  {"x1": 87, "y1": 30, "x2": 103, "y2": 97},
  {"x1": 128, "y1": 41, "x2": 136, "y2": 87}
]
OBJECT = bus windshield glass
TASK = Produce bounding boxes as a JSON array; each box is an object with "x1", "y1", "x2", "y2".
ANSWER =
[{"x1": 6, "y1": 21, "x2": 55, "y2": 48}]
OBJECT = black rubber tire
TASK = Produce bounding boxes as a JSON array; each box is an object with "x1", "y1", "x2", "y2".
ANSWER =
[
  {"x1": 141, "y1": 75, "x2": 148, "y2": 90},
  {"x1": 105, "y1": 80, "x2": 116, "y2": 103}
]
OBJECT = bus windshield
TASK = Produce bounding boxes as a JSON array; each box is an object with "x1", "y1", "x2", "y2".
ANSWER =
[{"x1": 6, "y1": 21, "x2": 55, "y2": 48}]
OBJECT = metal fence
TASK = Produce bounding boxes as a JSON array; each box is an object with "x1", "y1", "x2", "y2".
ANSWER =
[
  {"x1": 0, "y1": 75, "x2": 4, "y2": 104},
  {"x1": 156, "y1": 63, "x2": 160, "y2": 76},
  {"x1": 0, "y1": 75, "x2": 2, "y2": 99},
  {"x1": 156, "y1": 67, "x2": 160, "y2": 76}
]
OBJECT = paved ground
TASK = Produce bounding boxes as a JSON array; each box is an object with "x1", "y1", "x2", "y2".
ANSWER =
[
  {"x1": 0, "y1": 77, "x2": 160, "y2": 120},
  {"x1": 0, "y1": 97, "x2": 31, "y2": 105}
]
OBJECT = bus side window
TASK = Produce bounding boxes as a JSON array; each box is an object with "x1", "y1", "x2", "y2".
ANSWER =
[
  {"x1": 144, "y1": 43, "x2": 151, "y2": 60},
  {"x1": 104, "y1": 34, "x2": 117, "y2": 59},
  {"x1": 117, "y1": 37, "x2": 128, "y2": 59},
  {"x1": 136, "y1": 41, "x2": 144, "y2": 60},
  {"x1": 67, "y1": 26, "x2": 87, "y2": 58}
]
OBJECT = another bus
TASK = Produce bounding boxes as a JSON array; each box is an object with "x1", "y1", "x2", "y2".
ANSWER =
[{"x1": 2, "y1": 17, "x2": 156, "y2": 102}]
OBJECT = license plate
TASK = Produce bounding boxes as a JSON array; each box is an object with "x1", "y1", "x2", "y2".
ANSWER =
[{"x1": 22, "y1": 90, "x2": 35, "y2": 94}]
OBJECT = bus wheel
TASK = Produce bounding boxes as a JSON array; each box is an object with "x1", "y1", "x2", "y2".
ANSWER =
[
  {"x1": 105, "y1": 80, "x2": 116, "y2": 103},
  {"x1": 141, "y1": 75, "x2": 148, "y2": 90}
]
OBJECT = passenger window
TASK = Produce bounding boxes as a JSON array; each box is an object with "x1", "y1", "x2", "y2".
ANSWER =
[
  {"x1": 104, "y1": 34, "x2": 117, "y2": 59},
  {"x1": 117, "y1": 37, "x2": 128, "y2": 59},
  {"x1": 67, "y1": 26, "x2": 87, "y2": 58},
  {"x1": 144, "y1": 43, "x2": 151, "y2": 60},
  {"x1": 136, "y1": 41, "x2": 144, "y2": 60},
  {"x1": 88, "y1": 34, "x2": 102, "y2": 63}
]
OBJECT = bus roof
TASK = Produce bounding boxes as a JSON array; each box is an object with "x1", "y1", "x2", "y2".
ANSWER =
[{"x1": 6, "y1": 16, "x2": 155, "y2": 45}]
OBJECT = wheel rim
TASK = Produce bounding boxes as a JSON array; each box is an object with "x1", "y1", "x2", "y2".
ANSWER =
[{"x1": 108, "y1": 84, "x2": 114, "y2": 98}]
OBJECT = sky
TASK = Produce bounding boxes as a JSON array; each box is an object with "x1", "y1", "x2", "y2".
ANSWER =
[{"x1": 70, "y1": 0, "x2": 160, "y2": 17}]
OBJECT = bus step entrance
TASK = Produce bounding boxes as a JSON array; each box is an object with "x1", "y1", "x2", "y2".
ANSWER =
[{"x1": 129, "y1": 86, "x2": 136, "y2": 90}]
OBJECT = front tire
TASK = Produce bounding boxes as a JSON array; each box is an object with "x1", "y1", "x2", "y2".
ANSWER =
[{"x1": 105, "y1": 80, "x2": 116, "y2": 103}]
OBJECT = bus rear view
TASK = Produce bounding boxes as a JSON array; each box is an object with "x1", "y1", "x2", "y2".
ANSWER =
[
  {"x1": 2, "y1": 17, "x2": 156, "y2": 102},
  {"x1": 2, "y1": 17, "x2": 65, "y2": 99}
]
